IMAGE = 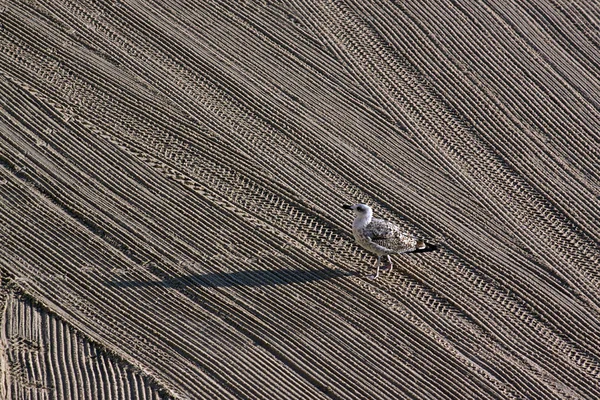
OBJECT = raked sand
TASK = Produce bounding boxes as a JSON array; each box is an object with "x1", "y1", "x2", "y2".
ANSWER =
[{"x1": 1, "y1": 1, "x2": 600, "y2": 399}]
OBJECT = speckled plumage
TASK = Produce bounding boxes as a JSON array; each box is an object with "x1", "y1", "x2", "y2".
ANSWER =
[
  {"x1": 353, "y1": 218, "x2": 422, "y2": 256},
  {"x1": 343, "y1": 203, "x2": 428, "y2": 279}
]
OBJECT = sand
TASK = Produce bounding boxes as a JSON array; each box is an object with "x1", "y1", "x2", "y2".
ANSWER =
[{"x1": 1, "y1": 0, "x2": 600, "y2": 398}]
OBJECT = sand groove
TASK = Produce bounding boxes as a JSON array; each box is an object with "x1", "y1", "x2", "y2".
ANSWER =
[
  {"x1": 0, "y1": 282, "x2": 169, "y2": 400},
  {"x1": 1, "y1": 0, "x2": 600, "y2": 398}
]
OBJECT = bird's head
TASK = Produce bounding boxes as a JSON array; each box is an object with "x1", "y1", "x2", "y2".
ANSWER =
[{"x1": 342, "y1": 203, "x2": 372, "y2": 217}]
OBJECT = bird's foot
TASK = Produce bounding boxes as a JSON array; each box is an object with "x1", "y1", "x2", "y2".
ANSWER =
[
  {"x1": 380, "y1": 263, "x2": 393, "y2": 273},
  {"x1": 369, "y1": 255, "x2": 382, "y2": 279}
]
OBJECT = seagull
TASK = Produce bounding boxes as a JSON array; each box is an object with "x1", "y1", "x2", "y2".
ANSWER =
[{"x1": 343, "y1": 203, "x2": 435, "y2": 279}]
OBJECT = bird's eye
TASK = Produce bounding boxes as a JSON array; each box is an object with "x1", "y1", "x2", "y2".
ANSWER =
[{"x1": 356, "y1": 205, "x2": 365, "y2": 212}]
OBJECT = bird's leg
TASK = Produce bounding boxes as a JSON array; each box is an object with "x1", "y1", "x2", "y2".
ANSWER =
[
  {"x1": 368, "y1": 255, "x2": 381, "y2": 280},
  {"x1": 381, "y1": 255, "x2": 393, "y2": 273}
]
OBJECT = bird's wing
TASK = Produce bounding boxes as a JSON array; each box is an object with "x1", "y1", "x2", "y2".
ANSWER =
[{"x1": 365, "y1": 219, "x2": 418, "y2": 253}]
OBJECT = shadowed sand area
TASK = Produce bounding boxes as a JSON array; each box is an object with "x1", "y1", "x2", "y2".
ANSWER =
[
  {"x1": 1, "y1": 0, "x2": 600, "y2": 399},
  {"x1": 108, "y1": 268, "x2": 355, "y2": 289}
]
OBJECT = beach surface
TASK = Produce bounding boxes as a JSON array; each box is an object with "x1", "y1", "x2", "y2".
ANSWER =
[{"x1": 1, "y1": 1, "x2": 600, "y2": 398}]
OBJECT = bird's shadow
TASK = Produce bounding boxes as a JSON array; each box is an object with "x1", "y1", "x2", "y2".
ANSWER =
[{"x1": 106, "y1": 268, "x2": 355, "y2": 289}]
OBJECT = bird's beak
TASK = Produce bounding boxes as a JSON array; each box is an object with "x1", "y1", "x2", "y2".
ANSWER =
[{"x1": 342, "y1": 204, "x2": 353, "y2": 210}]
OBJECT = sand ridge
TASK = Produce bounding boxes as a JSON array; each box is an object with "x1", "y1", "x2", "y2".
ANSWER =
[{"x1": 1, "y1": 0, "x2": 599, "y2": 398}]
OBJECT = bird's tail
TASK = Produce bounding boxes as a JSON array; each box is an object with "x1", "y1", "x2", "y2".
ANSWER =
[{"x1": 414, "y1": 239, "x2": 437, "y2": 253}]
